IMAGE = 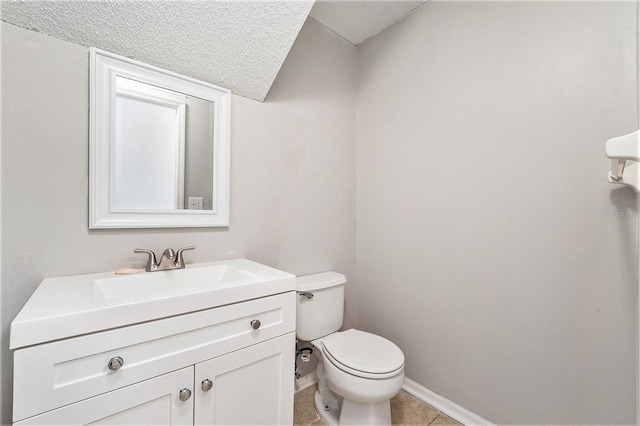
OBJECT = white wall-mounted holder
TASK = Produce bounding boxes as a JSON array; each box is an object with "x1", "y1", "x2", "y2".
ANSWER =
[{"x1": 606, "y1": 130, "x2": 640, "y2": 192}]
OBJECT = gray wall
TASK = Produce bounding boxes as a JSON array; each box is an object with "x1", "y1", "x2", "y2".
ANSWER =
[
  {"x1": 0, "y1": 18, "x2": 356, "y2": 424},
  {"x1": 356, "y1": 2, "x2": 637, "y2": 424}
]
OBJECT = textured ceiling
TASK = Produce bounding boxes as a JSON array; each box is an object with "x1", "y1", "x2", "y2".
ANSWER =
[
  {"x1": 309, "y1": 0, "x2": 427, "y2": 45},
  {"x1": 0, "y1": 1, "x2": 427, "y2": 100},
  {"x1": 0, "y1": 1, "x2": 314, "y2": 101}
]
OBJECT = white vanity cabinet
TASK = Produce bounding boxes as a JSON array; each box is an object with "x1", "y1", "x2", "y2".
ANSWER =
[
  {"x1": 195, "y1": 333, "x2": 295, "y2": 425},
  {"x1": 15, "y1": 367, "x2": 196, "y2": 425},
  {"x1": 12, "y1": 287, "x2": 296, "y2": 425}
]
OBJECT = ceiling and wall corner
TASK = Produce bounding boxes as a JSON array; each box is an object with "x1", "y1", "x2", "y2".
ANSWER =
[
  {"x1": 0, "y1": 1, "x2": 314, "y2": 101},
  {"x1": 309, "y1": 0, "x2": 427, "y2": 45},
  {"x1": 0, "y1": 0, "x2": 428, "y2": 100}
]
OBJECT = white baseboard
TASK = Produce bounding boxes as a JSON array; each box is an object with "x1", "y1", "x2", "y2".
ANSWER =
[
  {"x1": 402, "y1": 378, "x2": 494, "y2": 426},
  {"x1": 294, "y1": 370, "x2": 492, "y2": 425},
  {"x1": 295, "y1": 371, "x2": 318, "y2": 393}
]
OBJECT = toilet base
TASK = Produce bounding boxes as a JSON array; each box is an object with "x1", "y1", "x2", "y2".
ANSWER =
[
  {"x1": 339, "y1": 398, "x2": 391, "y2": 425},
  {"x1": 315, "y1": 390, "x2": 340, "y2": 426},
  {"x1": 314, "y1": 390, "x2": 392, "y2": 426}
]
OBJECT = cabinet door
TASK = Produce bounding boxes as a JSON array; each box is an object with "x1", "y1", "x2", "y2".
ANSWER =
[
  {"x1": 16, "y1": 367, "x2": 194, "y2": 425},
  {"x1": 195, "y1": 332, "x2": 295, "y2": 425}
]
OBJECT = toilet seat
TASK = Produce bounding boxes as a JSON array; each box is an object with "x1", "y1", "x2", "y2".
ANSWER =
[{"x1": 321, "y1": 329, "x2": 405, "y2": 379}]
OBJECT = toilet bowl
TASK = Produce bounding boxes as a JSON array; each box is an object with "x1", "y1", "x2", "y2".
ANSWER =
[
  {"x1": 312, "y1": 329, "x2": 405, "y2": 425},
  {"x1": 319, "y1": 329, "x2": 405, "y2": 402},
  {"x1": 296, "y1": 272, "x2": 405, "y2": 426}
]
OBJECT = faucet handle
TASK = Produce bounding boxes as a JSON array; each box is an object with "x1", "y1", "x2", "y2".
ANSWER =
[
  {"x1": 175, "y1": 246, "x2": 195, "y2": 268},
  {"x1": 134, "y1": 249, "x2": 158, "y2": 272}
]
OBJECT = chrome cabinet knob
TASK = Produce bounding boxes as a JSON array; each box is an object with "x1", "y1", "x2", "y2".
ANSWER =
[
  {"x1": 178, "y1": 388, "x2": 192, "y2": 401},
  {"x1": 201, "y1": 379, "x2": 213, "y2": 392},
  {"x1": 250, "y1": 319, "x2": 261, "y2": 330},
  {"x1": 108, "y1": 356, "x2": 124, "y2": 371}
]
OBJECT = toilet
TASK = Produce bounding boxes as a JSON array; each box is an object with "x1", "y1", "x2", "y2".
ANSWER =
[{"x1": 296, "y1": 272, "x2": 405, "y2": 426}]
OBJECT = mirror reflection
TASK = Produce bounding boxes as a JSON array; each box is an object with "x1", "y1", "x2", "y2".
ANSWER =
[{"x1": 114, "y1": 76, "x2": 214, "y2": 211}]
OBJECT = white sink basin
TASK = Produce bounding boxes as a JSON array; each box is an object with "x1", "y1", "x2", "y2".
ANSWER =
[
  {"x1": 93, "y1": 263, "x2": 257, "y2": 301},
  {"x1": 11, "y1": 259, "x2": 295, "y2": 349}
]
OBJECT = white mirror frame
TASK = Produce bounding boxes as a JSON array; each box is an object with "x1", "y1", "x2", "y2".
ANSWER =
[{"x1": 89, "y1": 48, "x2": 230, "y2": 228}]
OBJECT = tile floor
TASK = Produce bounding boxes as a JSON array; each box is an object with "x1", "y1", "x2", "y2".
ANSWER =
[{"x1": 294, "y1": 385, "x2": 462, "y2": 426}]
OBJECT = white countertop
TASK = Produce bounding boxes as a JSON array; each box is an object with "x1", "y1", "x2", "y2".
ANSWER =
[{"x1": 10, "y1": 258, "x2": 295, "y2": 349}]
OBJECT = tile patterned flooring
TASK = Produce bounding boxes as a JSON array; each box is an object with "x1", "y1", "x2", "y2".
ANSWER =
[{"x1": 294, "y1": 385, "x2": 462, "y2": 426}]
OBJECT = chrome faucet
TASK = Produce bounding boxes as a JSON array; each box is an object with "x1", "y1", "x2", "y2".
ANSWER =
[{"x1": 134, "y1": 246, "x2": 195, "y2": 272}]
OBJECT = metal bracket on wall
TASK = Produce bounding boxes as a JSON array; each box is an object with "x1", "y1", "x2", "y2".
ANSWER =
[{"x1": 606, "y1": 130, "x2": 640, "y2": 192}]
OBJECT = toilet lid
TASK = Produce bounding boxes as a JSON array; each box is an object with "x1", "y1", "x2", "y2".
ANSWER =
[{"x1": 322, "y1": 329, "x2": 404, "y2": 376}]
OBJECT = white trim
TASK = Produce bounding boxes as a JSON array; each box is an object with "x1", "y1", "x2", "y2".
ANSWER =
[
  {"x1": 402, "y1": 378, "x2": 494, "y2": 426},
  {"x1": 295, "y1": 371, "x2": 318, "y2": 393}
]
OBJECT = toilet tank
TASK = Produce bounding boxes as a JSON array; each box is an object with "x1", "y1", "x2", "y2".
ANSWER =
[{"x1": 296, "y1": 271, "x2": 346, "y2": 341}]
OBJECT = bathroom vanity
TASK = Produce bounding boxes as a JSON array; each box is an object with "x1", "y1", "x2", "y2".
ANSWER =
[{"x1": 10, "y1": 259, "x2": 296, "y2": 425}]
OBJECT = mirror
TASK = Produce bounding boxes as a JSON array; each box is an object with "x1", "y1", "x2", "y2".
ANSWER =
[{"x1": 90, "y1": 48, "x2": 230, "y2": 228}]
